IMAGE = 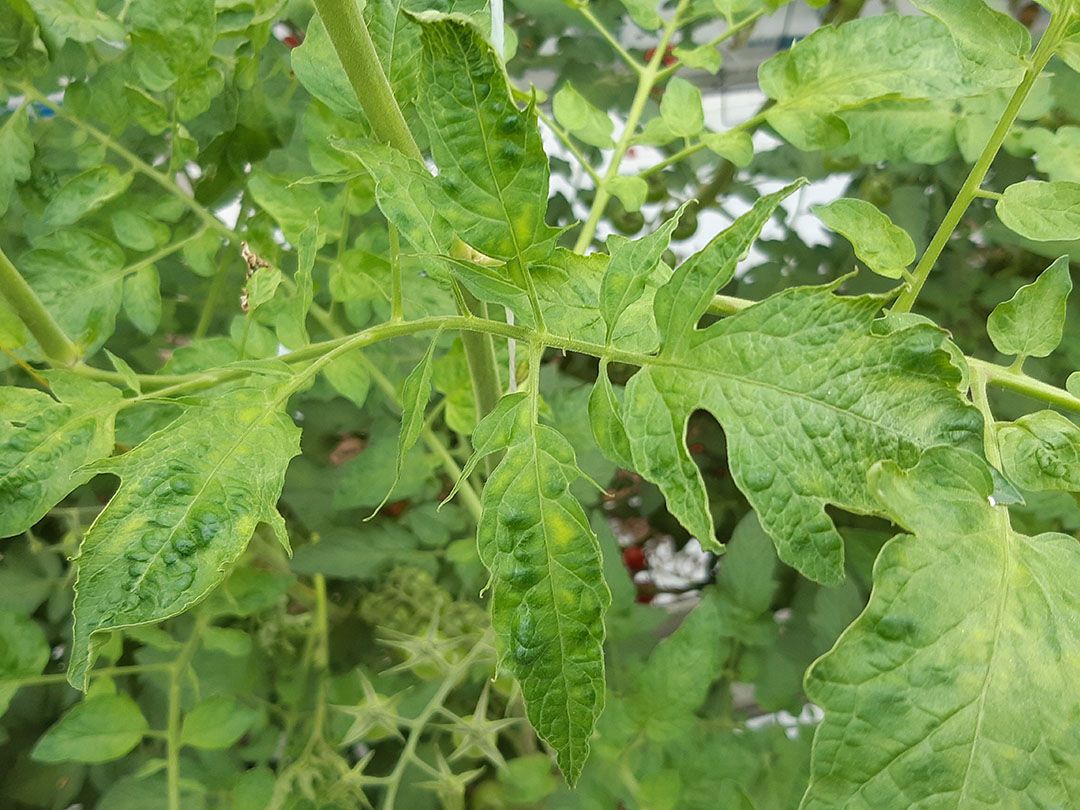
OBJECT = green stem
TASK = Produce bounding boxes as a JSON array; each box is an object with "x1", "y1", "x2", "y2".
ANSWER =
[
  {"x1": 167, "y1": 615, "x2": 206, "y2": 810},
  {"x1": 890, "y1": 12, "x2": 1070, "y2": 314},
  {"x1": 575, "y1": 3, "x2": 643, "y2": 73},
  {"x1": 0, "y1": 245, "x2": 79, "y2": 364},
  {"x1": 970, "y1": 368, "x2": 1002, "y2": 471},
  {"x1": 967, "y1": 357, "x2": 1080, "y2": 415},
  {"x1": 0, "y1": 662, "x2": 172, "y2": 688},
  {"x1": 573, "y1": 0, "x2": 691, "y2": 253},
  {"x1": 655, "y1": 7, "x2": 765, "y2": 81},
  {"x1": 313, "y1": 0, "x2": 503, "y2": 431},
  {"x1": 380, "y1": 641, "x2": 488, "y2": 810},
  {"x1": 311, "y1": 0, "x2": 423, "y2": 161}
]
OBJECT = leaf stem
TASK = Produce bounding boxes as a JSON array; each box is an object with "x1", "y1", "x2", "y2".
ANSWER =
[
  {"x1": 574, "y1": 3, "x2": 644, "y2": 73},
  {"x1": 0, "y1": 245, "x2": 79, "y2": 365},
  {"x1": 572, "y1": 0, "x2": 691, "y2": 253},
  {"x1": 166, "y1": 614, "x2": 206, "y2": 810},
  {"x1": 889, "y1": 11, "x2": 1071, "y2": 314},
  {"x1": 655, "y1": 7, "x2": 765, "y2": 80}
]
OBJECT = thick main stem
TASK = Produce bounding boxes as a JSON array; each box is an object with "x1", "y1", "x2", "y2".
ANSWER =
[
  {"x1": 890, "y1": 11, "x2": 1070, "y2": 314},
  {"x1": 313, "y1": 0, "x2": 504, "y2": 430},
  {"x1": 0, "y1": 246, "x2": 79, "y2": 365}
]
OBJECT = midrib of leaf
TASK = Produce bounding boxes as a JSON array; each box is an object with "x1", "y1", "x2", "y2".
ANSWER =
[
  {"x1": 526, "y1": 427, "x2": 576, "y2": 756},
  {"x1": 954, "y1": 507, "x2": 1012, "y2": 807}
]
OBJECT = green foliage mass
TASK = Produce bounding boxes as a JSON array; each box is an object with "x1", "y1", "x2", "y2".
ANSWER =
[{"x1": 0, "y1": 1, "x2": 1078, "y2": 808}]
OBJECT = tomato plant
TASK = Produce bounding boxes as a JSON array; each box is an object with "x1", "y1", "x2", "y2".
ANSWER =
[{"x1": 1, "y1": 0, "x2": 1079, "y2": 808}]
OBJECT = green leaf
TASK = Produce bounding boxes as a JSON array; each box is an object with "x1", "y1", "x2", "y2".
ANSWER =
[
  {"x1": 553, "y1": 83, "x2": 613, "y2": 148},
  {"x1": 19, "y1": 229, "x2": 125, "y2": 353},
  {"x1": 606, "y1": 175, "x2": 648, "y2": 213},
  {"x1": 122, "y1": 264, "x2": 162, "y2": 335},
  {"x1": 912, "y1": 0, "x2": 1029, "y2": 86},
  {"x1": 717, "y1": 512, "x2": 778, "y2": 617},
  {"x1": 391, "y1": 334, "x2": 440, "y2": 490},
  {"x1": 655, "y1": 180, "x2": 804, "y2": 355},
  {"x1": 673, "y1": 43, "x2": 722, "y2": 73},
  {"x1": 996, "y1": 180, "x2": 1080, "y2": 242},
  {"x1": 997, "y1": 410, "x2": 1080, "y2": 492},
  {"x1": 323, "y1": 351, "x2": 372, "y2": 409},
  {"x1": 759, "y1": 15, "x2": 1007, "y2": 150},
  {"x1": 628, "y1": 587, "x2": 732, "y2": 742},
  {"x1": 26, "y1": 0, "x2": 123, "y2": 45},
  {"x1": 105, "y1": 350, "x2": 141, "y2": 395},
  {"x1": 247, "y1": 170, "x2": 336, "y2": 247},
  {"x1": 110, "y1": 210, "x2": 169, "y2": 252},
  {"x1": 986, "y1": 255, "x2": 1072, "y2": 359},
  {"x1": 0, "y1": 106, "x2": 33, "y2": 217},
  {"x1": 283, "y1": 221, "x2": 318, "y2": 347},
  {"x1": 43, "y1": 166, "x2": 133, "y2": 227},
  {"x1": 835, "y1": 99, "x2": 959, "y2": 165},
  {"x1": 473, "y1": 395, "x2": 609, "y2": 784},
  {"x1": 701, "y1": 130, "x2": 753, "y2": 167},
  {"x1": 290, "y1": 14, "x2": 363, "y2": 120},
  {"x1": 804, "y1": 447, "x2": 1080, "y2": 807},
  {"x1": 32, "y1": 694, "x2": 148, "y2": 763},
  {"x1": 415, "y1": 13, "x2": 559, "y2": 264},
  {"x1": 246, "y1": 266, "x2": 282, "y2": 312},
  {"x1": 0, "y1": 373, "x2": 122, "y2": 539},
  {"x1": 67, "y1": 381, "x2": 301, "y2": 689},
  {"x1": 181, "y1": 695, "x2": 257, "y2": 749},
  {"x1": 813, "y1": 197, "x2": 916, "y2": 280},
  {"x1": 600, "y1": 203, "x2": 688, "y2": 342},
  {"x1": 1025, "y1": 125, "x2": 1080, "y2": 183},
  {"x1": 623, "y1": 286, "x2": 981, "y2": 582},
  {"x1": 336, "y1": 139, "x2": 454, "y2": 256},
  {"x1": 617, "y1": 0, "x2": 661, "y2": 29},
  {"x1": 0, "y1": 612, "x2": 49, "y2": 717},
  {"x1": 660, "y1": 77, "x2": 703, "y2": 139},
  {"x1": 587, "y1": 360, "x2": 633, "y2": 470}
]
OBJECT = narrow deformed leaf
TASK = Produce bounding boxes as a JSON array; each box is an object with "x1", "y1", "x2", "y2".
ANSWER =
[
  {"x1": 804, "y1": 448, "x2": 1080, "y2": 807},
  {"x1": 474, "y1": 395, "x2": 609, "y2": 784},
  {"x1": 379, "y1": 334, "x2": 441, "y2": 507},
  {"x1": 996, "y1": 180, "x2": 1080, "y2": 242},
  {"x1": 813, "y1": 198, "x2": 916, "y2": 280},
  {"x1": 997, "y1": 410, "x2": 1080, "y2": 492},
  {"x1": 600, "y1": 204, "x2": 688, "y2": 341},
  {"x1": 587, "y1": 361, "x2": 633, "y2": 469},
  {"x1": 986, "y1": 255, "x2": 1072, "y2": 359},
  {"x1": 414, "y1": 13, "x2": 559, "y2": 264},
  {"x1": 32, "y1": 694, "x2": 148, "y2": 764},
  {"x1": 67, "y1": 382, "x2": 301, "y2": 689},
  {"x1": 655, "y1": 180, "x2": 804, "y2": 355},
  {"x1": 622, "y1": 286, "x2": 981, "y2": 582},
  {"x1": 0, "y1": 373, "x2": 123, "y2": 539}
]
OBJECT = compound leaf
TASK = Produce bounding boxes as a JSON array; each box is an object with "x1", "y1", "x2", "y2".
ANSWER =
[
  {"x1": 476, "y1": 395, "x2": 609, "y2": 785},
  {"x1": 0, "y1": 373, "x2": 123, "y2": 539},
  {"x1": 623, "y1": 287, "x2": 981, "y2": 582},
  {"x1": 804, "y1": 447, "x2": 1080, "y2": 807},
  {"x1": 986, "y1": 255, "x2": 1072, "y2": 359},
  {"x1": 67, "y1": 382, "x2": 301, "y2": 689}
]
